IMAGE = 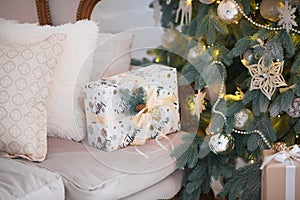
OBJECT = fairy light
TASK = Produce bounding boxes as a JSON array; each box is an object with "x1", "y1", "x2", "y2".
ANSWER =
[
  {"x1": 186, "y1": 0, "x2": 192, "y2": 5},
  {"x1": 216, "y1": 0, "x2": 220, "y2": 4},
  {"x1": 155, "y1": 57, "x2": 161, "y2": 62},
  {"x1": 214, "y1": 49, "x2": 220, "y2": 57},
  {"x1": 241, "y1": 59, "x2": 247, "y2": 66}
]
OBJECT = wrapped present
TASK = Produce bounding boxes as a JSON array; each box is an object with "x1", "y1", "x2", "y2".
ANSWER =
[
  {"x1": 261, "y1": 145, "x2": 300, "y2": 200},
  {"x1": 84, "y1": 64, "x2": 180, "y2": 151}
]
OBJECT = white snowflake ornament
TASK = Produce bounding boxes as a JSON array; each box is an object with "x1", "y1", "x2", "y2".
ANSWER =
[
  {"x1": 278, "y1": 1, "x2": 298, "y2": 33},
  {"x1": 247, "y1": 56, "x2": 287, "y2": 100}
]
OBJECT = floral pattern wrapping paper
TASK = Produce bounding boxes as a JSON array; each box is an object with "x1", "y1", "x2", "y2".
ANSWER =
[{"x1": 84, "y1": 64, "x2": 180, "y2": 151}]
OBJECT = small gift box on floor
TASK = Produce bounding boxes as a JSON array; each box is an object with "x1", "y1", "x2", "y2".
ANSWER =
[
  {"x1": 84, "y1": 64, "x2": 180, "y2": 151},
  {"x1": 261, "y1": 145, "x2": 300, "y2": 200}
]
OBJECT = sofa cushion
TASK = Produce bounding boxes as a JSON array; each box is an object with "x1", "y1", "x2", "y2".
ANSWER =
[
  {"x1": 0, "y1": 19, "x2": 99, "y2": 142},
  {"x1": 0, "y1": 33, "x2": 66, "y2": 161},
  {"x1": 123, "y1": 170, "x2": 183, "y2": 200},
  {"x1": 32, "y1": 131, "x2": 186, "y2": 200},
  {"x1": 0, "y1": 157, "x2": 64, "y2": 200}
]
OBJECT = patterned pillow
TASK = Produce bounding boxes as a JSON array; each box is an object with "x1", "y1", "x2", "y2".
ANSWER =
[{"x1": 0, "y1": 33, "x2": 66, "y2": 161}]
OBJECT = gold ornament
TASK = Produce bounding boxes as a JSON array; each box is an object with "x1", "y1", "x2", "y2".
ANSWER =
[
  {"x1": 217, "y1": 0, "x2": 240, "y2": 23},
  {"x1": 199, "y1": 0, "x2": 216, "y2": 4},
  {"x1": 241, "y1": 50, "x2": 254, "y2": 67},
  {"x1": 278, "y1": 1, "x2": 298, "y2": 33},
  {"x1": 259, "y1": 0, "x2": 284, "y2": 22},
  {"x1": 224, "y1": 87, "x2": 244, "y2": 101},
  {"x1": 247, "y1": 56, "x2": 287, "y2": 100},
  {"x1": 273, "y1": 141, "x2": 287, "y2": 152}
]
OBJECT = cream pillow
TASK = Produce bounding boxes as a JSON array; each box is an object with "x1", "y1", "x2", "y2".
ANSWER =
[
  {"x1": 91, "y1": 32, "x2": 134, "y2": 80},
  {"x1": 0, "y1": 19, "x2": 99, "y2": 141},
  {"x1": 0, "y1": 33, "x2": 66, "y2": 161}
]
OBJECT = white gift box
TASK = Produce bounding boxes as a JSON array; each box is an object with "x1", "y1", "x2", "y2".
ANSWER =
[{"x1": 84, "y1": 64, "x2": 180, "y2": 151}]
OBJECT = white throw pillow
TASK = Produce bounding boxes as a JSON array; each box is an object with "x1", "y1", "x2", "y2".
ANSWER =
[
  {"x1": 0, "y1": 19, "x2": 99, "y2": 141},
  {"x1": 0, "y1": 33, "x2": 66, "y2": 161},
  {"x1": 91, "y1": 32, "x2": 134, "y2": 80}
]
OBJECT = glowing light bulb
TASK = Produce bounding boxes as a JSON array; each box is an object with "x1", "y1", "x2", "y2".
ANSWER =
[{"x1": 187, "y1": 0, "x2": 192, "y2": 5}]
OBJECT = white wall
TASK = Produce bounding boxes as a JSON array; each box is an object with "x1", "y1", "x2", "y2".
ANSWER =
[
  {"x1": 0, "y1": 0, "x2": 38, "y2": 23},
  {"x1": 91, "y1": 0, "x2": 163, "y2": 59}
]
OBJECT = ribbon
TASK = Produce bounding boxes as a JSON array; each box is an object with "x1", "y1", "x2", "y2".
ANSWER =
[
  {"x1": 132, "y1": 89, "x2": 179, "y2": 145},
  {"x1": 261, "y1": 145, "x2": 300, "y2": 200},
  {"x1": 86, "y1": 110, "x2": 114, "y2": 124}
]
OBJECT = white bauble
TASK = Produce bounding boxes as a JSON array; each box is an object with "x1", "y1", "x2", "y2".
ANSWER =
[
  {"x1": 187, "y1": 42, "x2": 205, "y2": 60},
  {"x1": 233, "y1": 108, "x2": 253, "y2": 130},
  {"x1": 199, "y1": 0, "x2": 216, "y2": 4},
  {"x1": 217, "y1": 0, "x2": 239, "y2": 22},
  {"x1": 208, "y1": 133, "x2": 232, "y2": 154}
]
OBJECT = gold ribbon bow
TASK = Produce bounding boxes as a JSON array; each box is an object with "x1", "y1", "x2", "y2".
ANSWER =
[{"x1": 132, "y1": 89, "x2": 179, "y2": 145}]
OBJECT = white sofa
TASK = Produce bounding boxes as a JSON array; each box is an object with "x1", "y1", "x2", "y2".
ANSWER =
[
  {"x1": 1, "y1": 132, "x2": 184, "y2": 200},
  {"x1": 0, "y1": 1, "x2": 185, "y2": 199}
]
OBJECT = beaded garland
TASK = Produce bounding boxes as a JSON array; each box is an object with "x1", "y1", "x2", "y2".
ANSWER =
[
  {"x1": 209, "y1": 61, "x2": 272, "y2": 149},
  {"x1": 230, "y1": 0, "x2": 300, "y2": 34}
]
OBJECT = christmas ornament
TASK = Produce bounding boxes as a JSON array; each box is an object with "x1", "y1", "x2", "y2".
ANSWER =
[
  {"x1": 224, "y1": 87, "x2": 244, "y2": 101},
  {"x1": 191, "y1": 91, "x2": 206, "y2": 119},
  {"x1": 278, "y1": 1, "x2": 298, "y2": 33},
  {"x1": 199, "y1": 0, "x2": 216, "y2": 4},
  {"x1": 153, "y1": 0, "x2": 161, "y2": 26},
  {"x1": 273, "y1": 141, "x2": 287, "y2": 152},
  {"x1": 166, "y1": 0, "x2": 172, "y2": 4},
  {"x1": 210, "y1": 61, "x2": 272, "y2": 149},
  {"x1": 247, "y1": 56, "x2": 287, "y2": 100},
  {"x1": 208, "y1": 133, "x2": 234, "y2": 154},
  {"x1": 287, "y1": 97, "x2": 300, "y2": 118},
  {"x1": 230, "y1": 0, "x2": 300, "y2": 34},
  {"x1": 175, "y1": 0, "x2": 193, "y2": 26},
  {"x1": 161, "y1": 30, "x2": 178, "y2": 49},
  {"x1": 187, "y1": 42, "x2": 205, "y2": 60},
  {"x1": 241, "y1": 50, "x2": 255, "y2": 67},
  {"x1": 259, "y1": 0, "x2": 283, "y2": 22},
  {"x1": 233, "y1": 108, "x2": 253, "y2": 130},
  {"x1": 217, "y1": 0, "x2": 240, "y2": 22}
]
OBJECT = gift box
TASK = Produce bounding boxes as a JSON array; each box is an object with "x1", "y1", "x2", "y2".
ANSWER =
[
  {"x1": 84, "y1": 64, "x2": 180, "y2": 151},
  {"x1": 261, "y1": 145, "x2": 300, "y2": 200}
]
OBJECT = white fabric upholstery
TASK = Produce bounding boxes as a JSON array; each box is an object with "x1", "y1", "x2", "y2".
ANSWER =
[
  {"x1": 123, "y1": 170, "x2": 183, "y2": 200},
  {"x1": 0, "y1": 157, "x2": 64, "y2": 200},
  {"x1": 26, "y1": 131, "x2": 186, "y2": 200}
]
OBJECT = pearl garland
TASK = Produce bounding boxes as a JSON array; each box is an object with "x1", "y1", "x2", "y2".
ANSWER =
[
  {"x1": 230, "y1": 0, "x2": 300, "y2": 34},
  {"x1": 211, "y1": 61, "x2": 272, "y2": 149}
]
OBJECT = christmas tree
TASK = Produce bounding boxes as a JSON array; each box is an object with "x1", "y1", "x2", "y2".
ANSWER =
[{"x1": 142, "y1": 0, "x2": 300, "y2": 199}]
